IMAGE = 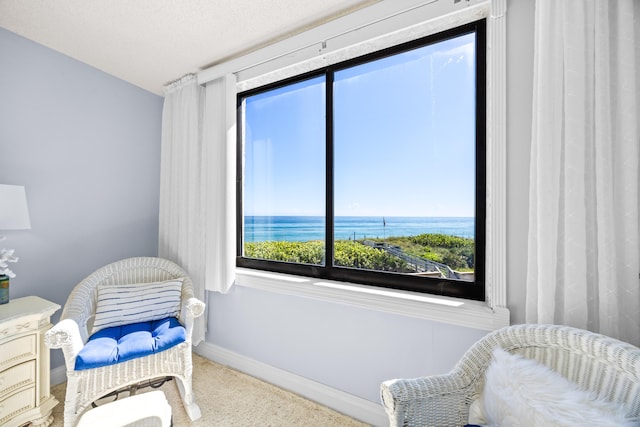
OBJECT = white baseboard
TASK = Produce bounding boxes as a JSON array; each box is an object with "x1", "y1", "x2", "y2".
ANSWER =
[{"x1": 194, "y1": 342, "x2": 388, "y2": 427}]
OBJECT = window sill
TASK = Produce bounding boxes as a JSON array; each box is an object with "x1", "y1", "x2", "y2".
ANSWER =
[{"x1": 235, "y1": 267, "x2": 509, "y2": 331}]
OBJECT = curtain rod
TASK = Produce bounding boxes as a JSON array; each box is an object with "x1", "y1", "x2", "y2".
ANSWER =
[{"x1": 197, "y1": 0, "x2": 484, "y2": 86}]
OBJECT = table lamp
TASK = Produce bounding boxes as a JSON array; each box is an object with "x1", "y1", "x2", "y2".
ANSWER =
[{"x1": 0, "y1": 184, "x2": 31, "y2": 235}]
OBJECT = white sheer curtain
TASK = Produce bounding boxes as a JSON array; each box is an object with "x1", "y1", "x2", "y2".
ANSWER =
[
  {"x1": 159, "y1": 73, "x2": 236, "y2": 322},
  {"x1": 159, "y1": 74, "x2": 206, "y2": 345},
  {"x1": 526, "y1": 0, "x2": 640, "y2": 346},
  {"x1": 202, "y1": 74, "x2": 236, "y2": 294}
]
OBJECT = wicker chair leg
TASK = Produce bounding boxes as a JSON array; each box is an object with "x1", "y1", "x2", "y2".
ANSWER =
[
  {"x1": 176, "y1": 375, "x2": 201, "y2": 420},
  {"x1": 63, "y1": 381, "x2": 80, "y2": 427},
  {"x1": 63, "y1": 406, "x2": 77, "y2": 427}
]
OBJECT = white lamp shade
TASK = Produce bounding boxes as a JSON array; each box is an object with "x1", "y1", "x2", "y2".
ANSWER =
[{"x1": 0, "y1": 185, "x2": 31, "y2": 230}]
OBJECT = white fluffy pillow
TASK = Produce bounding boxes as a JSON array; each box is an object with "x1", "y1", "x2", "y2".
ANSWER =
[
  {"x1": 475, "y1": 348, "x2": 628, "y2": 427},
  {"x1": 92, "y1": 278, "x2": 183, "y2": 334}
]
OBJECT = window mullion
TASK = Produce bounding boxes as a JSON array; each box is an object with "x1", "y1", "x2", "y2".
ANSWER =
[{"x1": 325, "y1": 71, "x2": 335, "y2": 275}]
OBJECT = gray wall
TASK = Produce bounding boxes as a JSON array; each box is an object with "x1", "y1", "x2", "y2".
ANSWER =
[
  {"x1": 205, "y1": 0, "x2": 536, "y2": 404},
  {"x1": 208, "y1": 285, "x2": 488, "y2": 402},
  {"x1": 0, "y1": 28, "x2": 163, "y2": 369}
]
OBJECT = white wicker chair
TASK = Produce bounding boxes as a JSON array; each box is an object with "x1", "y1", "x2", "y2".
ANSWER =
[
  {"x1": 45, "y1": 257, "x2": 206, "y2": 427},
  {"x1": 380, "y1": 324, "x2": 640, "y2": 427}
]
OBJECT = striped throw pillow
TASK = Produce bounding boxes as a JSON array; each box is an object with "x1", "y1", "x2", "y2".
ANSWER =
[{"x1": 92, "y1": 279, "x2": 183, "y2": 334}]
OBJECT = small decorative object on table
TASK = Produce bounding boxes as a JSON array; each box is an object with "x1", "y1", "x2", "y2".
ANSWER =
[
  {"x1": 0, "y1": 248, "x2": 19, "y2": 304},
  {"x1": 0, "y1": 274, "x2": 9, "y2": 304}
]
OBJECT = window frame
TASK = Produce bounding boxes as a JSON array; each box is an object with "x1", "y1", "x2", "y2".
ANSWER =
[
  {"x1": 236, "y1": 19, "x2": 487, "y2": 301},
  {"x1": 236, "y1": 19, "x2": 487, "y2": 302}
]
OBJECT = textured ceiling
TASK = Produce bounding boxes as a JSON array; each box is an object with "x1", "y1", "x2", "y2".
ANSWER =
[{"x1": 0, "y1": 0, "x2": 378, "y2": 95}]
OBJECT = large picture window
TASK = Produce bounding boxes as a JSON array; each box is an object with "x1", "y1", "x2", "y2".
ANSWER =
[{"x1": 237, "y1": 20, "x2": 486, "y2": 301}]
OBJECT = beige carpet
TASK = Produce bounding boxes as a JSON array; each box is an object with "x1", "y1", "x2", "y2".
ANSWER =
[{"x1": 50, "y1": 354, "x2": 370, "y2": 426}]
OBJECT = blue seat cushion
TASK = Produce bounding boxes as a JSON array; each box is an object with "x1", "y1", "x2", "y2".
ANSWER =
[{"x1": 75, "y1": 317, "x2": 186, "y2": 371}]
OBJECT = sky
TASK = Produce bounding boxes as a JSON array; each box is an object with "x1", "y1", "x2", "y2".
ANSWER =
[{"x1": 242, "y1": 31, "x2": 476, "y2": 218}]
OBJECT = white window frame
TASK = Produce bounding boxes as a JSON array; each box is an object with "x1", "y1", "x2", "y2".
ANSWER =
[{"x1": 198, "y1": 0, "x2": 508, "y2": 331}]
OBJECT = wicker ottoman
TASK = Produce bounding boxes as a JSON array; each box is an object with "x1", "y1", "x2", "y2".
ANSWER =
[{"x1": 76, "y1": 390, "x2": 172, "y2": 427}]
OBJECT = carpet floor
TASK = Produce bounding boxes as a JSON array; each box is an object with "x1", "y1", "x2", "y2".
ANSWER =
[{"x1": 50, "y1": 353, "x2": 369, "y2": 426}]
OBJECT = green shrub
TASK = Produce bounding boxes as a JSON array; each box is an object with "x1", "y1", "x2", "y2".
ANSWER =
[
  {"x1": 370, "y1": 233, "x2": 474, "y2": 271},
  {"x1": 334, "y1": 241, "x2": 409, "y2": 272},
  {"x1": 245, "y1": 240, "x2": 408, "y2": 271},
  {"x1": 244, "y1": 240, "x2": 324, "y2": 264},
  {"x1": 244, "y1": 233, "x2": 474, "y2": 272}
]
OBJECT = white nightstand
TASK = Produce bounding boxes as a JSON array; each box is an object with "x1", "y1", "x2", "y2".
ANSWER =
[{"x1": 0, "y1": 296, "x2": 60, "y2": 427}]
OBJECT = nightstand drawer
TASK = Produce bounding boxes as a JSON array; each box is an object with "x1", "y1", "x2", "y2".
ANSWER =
[
  {"x1": 0, "y1": 335, "x2": 36, "y2": 371},
  {"x1": 0, "y1": 297, "x2": 60, "y2": 426},
  {"x1": 0, "y1": 360, "x2": 36, "y2": 400},
  {"x1": 0, "y1": 387, "x2": 36, "y2": 425}
]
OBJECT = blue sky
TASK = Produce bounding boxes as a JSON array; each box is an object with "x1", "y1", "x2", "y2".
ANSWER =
[{"x1": 243, "y1": 32, "x2": 476, "y2": 218}]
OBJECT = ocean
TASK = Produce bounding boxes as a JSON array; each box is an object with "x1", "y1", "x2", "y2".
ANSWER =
[{"x1": 244, "y1": 216, "x2": 474, "y2": 242}]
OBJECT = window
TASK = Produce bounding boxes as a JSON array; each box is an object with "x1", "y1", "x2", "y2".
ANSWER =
[{"x1": 237, "y1": 20, "x2": 486, "y2": 301}]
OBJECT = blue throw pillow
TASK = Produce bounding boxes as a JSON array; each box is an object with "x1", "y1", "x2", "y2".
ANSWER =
[{"x1": 75, "y1": 317, "x2": 186, "y2": 370}]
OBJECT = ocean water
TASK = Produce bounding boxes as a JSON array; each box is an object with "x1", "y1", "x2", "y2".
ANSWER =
[{"x1": 244, "y1": 216, "x2": 474, "y2": 242}]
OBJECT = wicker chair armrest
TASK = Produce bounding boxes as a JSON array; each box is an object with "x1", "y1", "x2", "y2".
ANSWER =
[
  {"x1": 183, "y1": 297, "x2": 206, "y2": 319},
  {"x1": 44, "y1": 318, "x2": 85, "y2": 371},
  {"x1": 180, "y1": 297, "x2": 205, "y2": 341},
  {"x1": 381, "y1": 374, "x2": 472, "y2": 427}
]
